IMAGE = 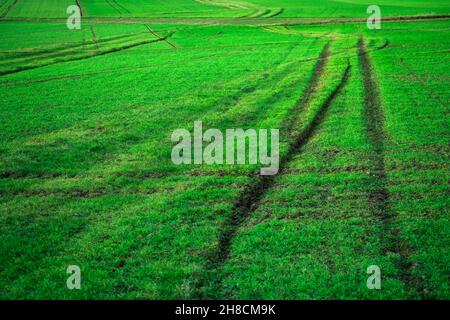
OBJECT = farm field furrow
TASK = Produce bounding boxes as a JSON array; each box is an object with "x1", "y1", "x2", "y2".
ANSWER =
[{"x1": 0, "y1": 1, "x2": 448, "y2": 300}]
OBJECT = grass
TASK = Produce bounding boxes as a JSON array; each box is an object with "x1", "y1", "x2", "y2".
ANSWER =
[
  {"x1": 3, "y1": 0, "x2": 450, "y2": 18},
  {"x1": 0, "y1": 1, "x2": 449, "y2": 299}
]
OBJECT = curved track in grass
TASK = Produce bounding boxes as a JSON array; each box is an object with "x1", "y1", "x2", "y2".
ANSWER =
[{"x1": 193, "y1": 0, "x2": 283, "y2": 18}]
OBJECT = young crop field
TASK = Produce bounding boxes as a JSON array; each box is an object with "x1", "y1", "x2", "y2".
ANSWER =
[{"x1": 0, "y1": 1, "x2": 449, "y2": 300}]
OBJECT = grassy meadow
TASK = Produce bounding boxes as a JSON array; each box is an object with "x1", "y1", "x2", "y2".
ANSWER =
[{"x1": 0, "y1": 1, "x2": 449, "y2": 299}]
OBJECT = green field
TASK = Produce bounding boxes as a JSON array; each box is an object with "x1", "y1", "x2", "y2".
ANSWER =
[{"x1": 0, "y1": 1, "x2": 449, "y2": 300}]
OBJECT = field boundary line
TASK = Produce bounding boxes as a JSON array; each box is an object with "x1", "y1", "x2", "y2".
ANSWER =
[
  {"x1": 2, "y1": 14, "x2": 449, "y2": 26},
  {"x1": 399, "y1": 59, "x2": 449, "y2": 112}
]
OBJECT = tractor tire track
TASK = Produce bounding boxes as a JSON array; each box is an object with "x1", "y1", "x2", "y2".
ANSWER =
[
  {"x1": 0, "y1": 32, "x2": 147, "y2": 62},
  {"x1": 105, "y1": 0, "x2": 123, "y2": 15},
  {"x1": 358, "y1": 37, "x2": 419, "y2": 297},
  {"x1": 1, "y1": 37, "x2": 296, "y2": 178},
  {"x1": 144, "y1": 24, "x2": 177, "y2": 49},
  {"x1": 378, "y1": 39, "x2": 389, "y2": 50},
  {"x1": 110, "y1": 0, "x2": 130, "y2": 14},
  {"x1": 90, "y1": 26, "x2": 99, "y2": 49},
  {"x1": 268, "y1": 8, "x2": 284, "y2": 18},
  {"x1": 0, "y1": 46, "x2": 303, "y2": 277},
  {"x1": 194, "y1": 42, "x2": 353, "y2": 298},
  {"x1": 399, "y1": 58, "x2": 449, "y2": 112},
  {"x1": 0, "y1": 0, "x2": 17, "y2": 18},
  {"x1": 282, "y1": 42, "x2": 331, "y2": 135},
  {"x1": 0, "y1": 37, "x2": 168, "y2": 77},
  {"x1": 102, "y1": 42, "x2": 309, "y2": 282},
  {"x1": 2, "y1": 51, "x2": 226, "y2": 87},
  {"x1": 0, "y1": 0, "x2": 9, "y2": 12},
  {"x1": 76, "y1": 0, "x2": 84, "y2": 17},
  {"x1": 0, "y1": 49, "x2": 304, "y2": 286}
]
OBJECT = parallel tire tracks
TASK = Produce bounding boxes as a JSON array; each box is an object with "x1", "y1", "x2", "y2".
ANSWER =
[
  {"x1": 105, "y1": 0, "x2": 122, "y2": 15},
  {"x1": 194, "y1": 42, "x2": 352, "y2": 298},
  {"x1": 106, "y1": 0, "x2": 130, "y2": 15},
  {"x1": 0, "y1": 37, "x2": 168, "y2": 77},
  {"x1": 144, "y1": 24, "x2": 177, "y2": 49},
  {"x1": 111, "y1": 0, "x2": 130, "y2": 14},
  {"x1": 0, "y1": 0, "x2": 17, "y2": 18}
]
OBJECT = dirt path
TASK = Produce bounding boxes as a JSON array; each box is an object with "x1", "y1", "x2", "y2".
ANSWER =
[{"x1": 193, "y1": 42, "x2": 353, "y2": 298}]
